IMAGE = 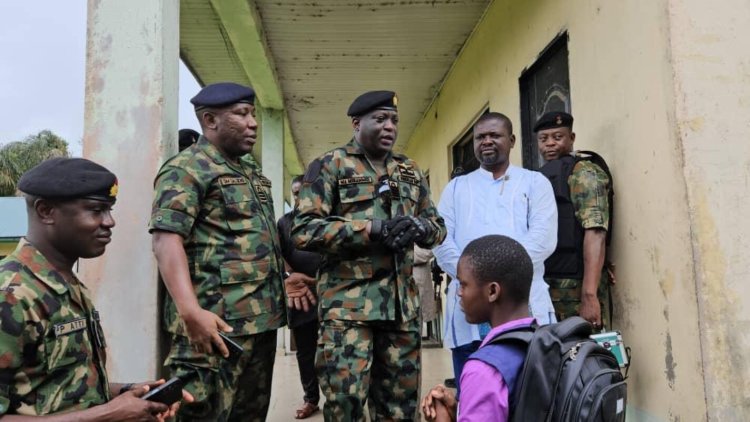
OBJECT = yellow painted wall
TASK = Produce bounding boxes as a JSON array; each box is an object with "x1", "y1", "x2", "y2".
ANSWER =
[
  {"x1": 668, "y1": 0, "x2": 750, "y2": 419},
  {"x1": 405, "y1": 0, "x2": 709, "y2": 419},
  {"x1": 0, "y1": 241, "x2": 18, "y2": 258}
]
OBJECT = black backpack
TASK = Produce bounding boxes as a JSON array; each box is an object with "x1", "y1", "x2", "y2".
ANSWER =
[{"x1": 488, "y1": 317, "x2": 627, "y2": 422}]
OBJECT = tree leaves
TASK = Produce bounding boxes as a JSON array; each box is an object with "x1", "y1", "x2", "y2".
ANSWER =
[{"x1": 0, "y1": 130, "x2": 69, "y2": 196}]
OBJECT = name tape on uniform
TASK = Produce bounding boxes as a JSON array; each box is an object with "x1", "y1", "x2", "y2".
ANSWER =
[
  {"x1": 338, "y1": 176, "x2": 373, "y2": 186},
  {"x1": 219, "y1": 177, "x2": 247, "y2": 186},
  {"x1": 54, "y1": 318, "x2": 88, "y2": 337}
]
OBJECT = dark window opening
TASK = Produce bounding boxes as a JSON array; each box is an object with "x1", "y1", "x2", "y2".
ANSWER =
[
  {"x1": 451, "y1": 109, "x2": 489, "y2": 177},
  {"x1": 520, "y1": 33, "x2": 572, "y2": 170}
]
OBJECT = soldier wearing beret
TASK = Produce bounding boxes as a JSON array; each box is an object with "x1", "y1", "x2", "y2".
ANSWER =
[
  {"x1": 0, "y1": 158, "x2": 191, "y2": 420},
  {"x1": 150, "y1": 82, "x2": 286, "y2": 421},
  {"x1": 291, "y1": 90, "x2": 447, "y2": 421},
  {"x1": 536, "y1": 111, "x2": 615, "y2": 329}
]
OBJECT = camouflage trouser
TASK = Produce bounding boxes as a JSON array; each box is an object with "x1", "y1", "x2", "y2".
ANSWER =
[
  {"x1": 164, "y1": 330, "x2": 277, "y2": 422},
  {"x1": 317, "y1": 318, "x2": 421, "y2": 422},
  {"x1": 547, "y1": 270, "x2": 611, "y2": 329}
]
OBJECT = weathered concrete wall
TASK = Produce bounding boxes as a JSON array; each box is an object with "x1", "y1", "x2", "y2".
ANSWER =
[
  {"x1": 405, "y1": 0, "x2": 707, "y2": 419},
  {"x1": 81, "y1": 0, "x2": 179, "y2": 381},
  {"x1": 668, "y1": 0, "x2": 750, "y2": 419}
]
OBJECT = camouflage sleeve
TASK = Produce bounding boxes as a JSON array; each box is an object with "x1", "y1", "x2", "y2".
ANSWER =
[
  {"x1": 570, "y1": 160, "x2": 610, "y2": 230},
  {"x1": 414, "y1": 165, "x2": 446, "y2": 248},
  {"x1": 0, "y1": 289, "x2": 38, "y2": 415},
  {"x1": 149, "y1": 166, "x2": 203, "y2": 236},
  {"x1": 291, "y1": 157, "x2": 371, "y2": 254}
]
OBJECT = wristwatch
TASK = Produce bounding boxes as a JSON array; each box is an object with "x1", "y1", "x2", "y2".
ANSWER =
[{"x1": 283, "y1": 271, "x2": 292, "y2": 279}]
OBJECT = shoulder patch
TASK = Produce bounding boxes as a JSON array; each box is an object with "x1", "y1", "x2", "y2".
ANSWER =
[
  {"x1": 398, "y1": 165, "x2": 417, "y2": 178},
  {"x1": 303, "y1": 159, "x2": 322, "y2": 184},
  {"x1": 398, "y1": 175, "x2": 420, "y2": 186}
]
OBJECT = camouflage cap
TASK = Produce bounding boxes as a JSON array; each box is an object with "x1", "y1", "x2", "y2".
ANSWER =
[{"x1": 18, "y1": 157, "x2": 118, "y2": 202}]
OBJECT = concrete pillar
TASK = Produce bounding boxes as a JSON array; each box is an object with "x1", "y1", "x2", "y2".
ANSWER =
[
  {"x1": 258, "y1": 107, "x2": 285, "y2": 220},
  {"x1": 81, "y1": 0, "x2": 179, "y2": 381},
  {"x1": 257, "y1": 106, "x2": 287, "y2": 350}
]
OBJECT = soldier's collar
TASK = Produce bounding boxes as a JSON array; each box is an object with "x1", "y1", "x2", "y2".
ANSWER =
[
  {"x1": 345, "y1": 139, "x2": 396, "y2": 162},
  {"x1": 344, "y1": 139, "x2": 365, "y2": 155},
  {"x1": 196, "y1": 136, "x2": 227, "y2": 165},
  {"x1": 14, "y1": 239, "x2": 70, "y2": 295}
]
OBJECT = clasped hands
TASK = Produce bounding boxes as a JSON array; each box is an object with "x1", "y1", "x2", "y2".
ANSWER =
[
  {"x1": 421, "y1": 384, "x2": 457, "y2": 422},
  {"x1": 372, "y1": 215, "x2": 433, "y2": 252}
]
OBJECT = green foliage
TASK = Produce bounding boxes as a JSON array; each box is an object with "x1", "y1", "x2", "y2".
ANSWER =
[{"x1": 0, "y1": 130, "x2": 69, "y2": 196}]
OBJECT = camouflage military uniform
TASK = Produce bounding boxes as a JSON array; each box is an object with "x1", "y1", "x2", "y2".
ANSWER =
[
  {"x1": 292, "y1": 139, "x2": 446, "y2": 421},
  {"x1": 0, "y1": 240, "x2": 110, "y2": 416},
  {"x1": 546, "y1": 158, "x2": 612, "y2": 328},
  {"x1": 150, "y1": 136, "x2": 286, "y2": 421}
]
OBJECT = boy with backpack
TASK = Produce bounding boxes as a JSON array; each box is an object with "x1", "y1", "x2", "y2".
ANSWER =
[
  {"x1": 421, "y1": 234, "x2": 535, "y2": 421},
  {"x1": 421, "y1": 234, "x2": 627, "y2": 422}
]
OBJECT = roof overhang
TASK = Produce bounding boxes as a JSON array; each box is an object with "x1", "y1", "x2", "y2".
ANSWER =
[{"x1": 180, "y1": 0, "x2": 491, "y2": 170}]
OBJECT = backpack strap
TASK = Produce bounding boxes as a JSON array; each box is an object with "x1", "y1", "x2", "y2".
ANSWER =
[{"x1": 468, "y1": 325, "x2": 535, "y2": 410}]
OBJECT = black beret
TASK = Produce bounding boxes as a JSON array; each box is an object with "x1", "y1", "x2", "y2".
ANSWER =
[
  {"x1": 347, "y1": 90, "x2": 398, "y2": 117},
  {"x1": 190, "y1": 82, "x2": 255, "y2": 110},
  {"x1": 533, "y1": 111, "x2": 574, "y2": 132},
  {"x1": 18, "y1": 158, "x2": 118, "y2": 202}
]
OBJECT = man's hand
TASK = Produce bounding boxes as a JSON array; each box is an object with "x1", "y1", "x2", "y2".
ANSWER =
[
  {"x1": 579, "y1": 293, "x2": 602, "y2": 329},
  {"x1": 421, "y1": 384, "x2": 457, "y2": 422},
  {"x1": 181, "y1": 308, "x2": 233, "y2": 357},
  {"x1": 103, "y1": 385, "x2": 169, "y2": 421},
  {"x1": 154, "y1": 385, "x2": 195, "y2": 422},
  {"x1": 119, "y1": 380, "x2": 195, "y2": 422},
  {"x1": 284, "y1": 272, "x2": 317, "y2": 312},
  {"x1": 381, "y1": 216, "x2": 434, "y2": 252}
]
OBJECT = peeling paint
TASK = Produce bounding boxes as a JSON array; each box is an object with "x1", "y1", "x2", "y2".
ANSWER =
[{"x1": 664, "y1": 331, "x2": 676, "y2": 389}]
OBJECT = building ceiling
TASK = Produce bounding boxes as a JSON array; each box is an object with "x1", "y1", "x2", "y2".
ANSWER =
[{"x1": 181, "y1": 0, "x2": 491, "y2": 167}]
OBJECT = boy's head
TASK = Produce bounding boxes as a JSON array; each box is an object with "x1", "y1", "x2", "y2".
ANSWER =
[{"x1": 457, "y1": 235, "x2": 532, "y2": 324}]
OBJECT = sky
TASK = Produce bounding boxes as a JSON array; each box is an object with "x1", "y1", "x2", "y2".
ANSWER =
[{"x1": 0, "y1": 1, "x2": 201, "y2": 157}]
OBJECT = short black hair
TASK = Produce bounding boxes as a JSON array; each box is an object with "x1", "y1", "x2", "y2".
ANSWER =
[
  {"x1": 460, "y1": 235, "x2": 532, "y2": 304},
  {"x1": 178, "y1": 128, "x2": 200, "y2": 151},
  {"x1": 475, "y1": 112, "x2": 513, "y2": 134},
  {"x1": 291, "y1": 175, "x2": 303, "y2": 186}
]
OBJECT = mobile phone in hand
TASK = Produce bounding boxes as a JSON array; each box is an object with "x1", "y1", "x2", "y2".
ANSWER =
[
  {"x1": 142, "y1": 377, "x2": 184, "y2": 405},
  {"x1": 218, "y1": 331, "x2": 244, "y2": 363}
]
